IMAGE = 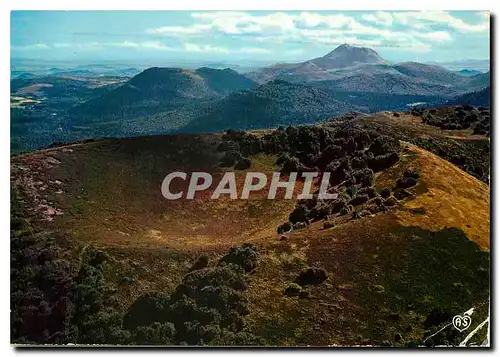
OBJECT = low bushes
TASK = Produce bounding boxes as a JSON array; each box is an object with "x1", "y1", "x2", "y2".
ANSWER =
[
  {"x1": 218, "y1": 243, "x2": 259, "y2": 273},
  {"x1": 368, "y1": 152, "x2": 399, "y2": 172},
  {"x1": 133, "y1": 322, "x2": 176, "y2": 345},
  {"x1": 395, "y1": 169, "x2": 420, "y2": 189},
  {"x1": 358, "y1": 186, "x2": 377, "y2": 199},
  {"x1": 239, "y1": 134, "x2": 263, "y2": 156},
  {"x1": 349, "y1": 194, "x2": 370, "y2": 207},
  {"x1": 234, "y1": 157, "x2": 251, "y2": 170},
  {"x1": 217, "y1": 140, "x2": 239, "y2": 152},
  {"x1": 352, "y1": 168, "x2": 374, "y2": 186},
  {"x1": 190, "y1": 254, "x2": 210, "y2": 272},
  {"x1": 124, "y1": 243, "x2": 261, "y2": 345},
  {"x1": 384, "y1": 196, "x2": 398, "y2": 207},
  {"x1": 277, "y1": 222, "x2": 293, "y2": 234},
  {"x1": 380, "y1": 187, "x2": 391, "y2": 198},
  {"x1": 284, "y1": 283, "x2": 302, "y2": 297},
  {"x1": 123, "y1": 292, "x2": 171, "y2": 330},
  {"x1": 295, "y1": 267, "x2": 328, "y2": 286},
  {"x1": 395, "y1": 189, "x2": 412, "y2": 200},
  {"x1": 293, "y1": 221, "x2": 307, "y2": 230},
  {"x1": 219, "y1": 150, "x2": 242, "y2": 168},
  {"x1": 323, "y1": 221, "x2": 335, "y2": 230},
  {"x1": 420, "y1": 106, "x2": 489, "y2": 134},
  {"x1": 289, "y1": 206, "x2": 309, "y2": 224}
]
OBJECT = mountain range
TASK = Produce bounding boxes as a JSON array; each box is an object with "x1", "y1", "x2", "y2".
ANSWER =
[
  {"x1": 11, "y1": 44, "x2": 491, "y2": 153},
  {"x1": 247, "y1": 44, "x2": 488, "y2": 96},
  {"x1": 69, "y1": 45, "x2": 488, "y2": 133}
]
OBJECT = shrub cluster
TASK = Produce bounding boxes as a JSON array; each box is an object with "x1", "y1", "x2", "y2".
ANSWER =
[
  {"x1": 189, "y1": 254, "x2": 210, "y2": 272},
  {"x1": 295, "y1": 267, "x2": 328, "y2": 286},
  {"x1": 70, "y1": 247, "x2": 131, "y2": 344},
  {"x1": 218, "y1": 243, "x2": 259, "y2": 273},
  {"x1": 414, "y1": 105, "x2": 490, "y2": 136},
  {"x1": 122, "y1": 243, "x2": 261, "y2": 345},
  {"x1": 233, "y1": 124, "x2": 403, "y2": 230},
  {"x1": 11, "y1": 190, "x2": 74, "y2": 344},
  {"x1": 218, "y1": 130, "x2": 258, "y2": 169},
  {"x1": 395, "y1": 169, "x2": 420, "y2": 189}
]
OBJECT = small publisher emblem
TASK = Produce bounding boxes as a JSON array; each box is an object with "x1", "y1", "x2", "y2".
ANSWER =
[{"x1": 452, "y1": 314, "x2": 472, "y2": 332}]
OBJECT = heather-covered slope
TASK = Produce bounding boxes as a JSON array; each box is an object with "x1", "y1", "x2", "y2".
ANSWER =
[{"x1": 11, "y1": 114, "x2": 489, "y2": 346}]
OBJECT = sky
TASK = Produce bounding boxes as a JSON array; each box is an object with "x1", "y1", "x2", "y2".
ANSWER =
[{"x1": 11, "y1": 11, "x2": 490, "y2": 65}]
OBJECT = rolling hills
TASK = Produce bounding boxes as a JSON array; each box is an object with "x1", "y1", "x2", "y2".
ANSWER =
[
  {"x1": 455, "y1": 69, "x2": 484, "y2": 77},
  {"x1": 60, "y1": 79, "x2": 359, "y2": 146},
  {"x1": 445, "y1": 86, "x2": 490, "y2": 107},
  {"x1": 179, "y1": 80, "x2": 358, "y2": 133},
  {"x1": 72, "y1": 67, "x2": 257, "y2": 118},
  {"x1": 11, "y1": 67, "x2": 258, "y2": 153},
  {"x1": 11, "y1": 44, "x2": 490, "y2": 154}
]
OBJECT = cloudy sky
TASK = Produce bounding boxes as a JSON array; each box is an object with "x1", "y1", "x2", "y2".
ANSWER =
[{"x1": 11, "y1": 11, "x2": 490, "y2": 64}]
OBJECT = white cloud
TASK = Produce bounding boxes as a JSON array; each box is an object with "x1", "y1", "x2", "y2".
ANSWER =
[
  {"x1": 146, "y1": 24, "x2": 212, "y2": 35},
  {"x1": 413, "y1": 31, "x2": 452, "y2": 42},
  {"x1": 20, "y1": 40, "x2": 269, "y2": 55},
  {"x1": 53, "y1": 41, "x2": 176, "y2": 51},
  {"x1": 391, "y1": 11, "x2": 489, "y2": 33},
  {"x1": 183, "y1": 43, "x2": 270, "y2": 54},
  {"x1": 12, "y1": 43, "x2": 49, "y2": 51},
  {"x1": 143, "y1": 11, "x2": 478, "y2": 52},
  {"x1": 296, "y1": 12, "x2": 354, "y2": 29},
  {"x1": 114, "y1": 41, "x2": 140, "y2": 48},
  {"x1": 183, "y1": 43, "x2": 229, "y2": 53},
  {"x1": 14, "y1": 11, "x2": 487, "y2": 58},
  {"x1": 53, "y1": 42, "x2": 103, "y2": 50},
  {"x1": 362, "y1": 11, "x2": 393, "y2": 26},
  {"x1": 147, "y1": 12, "x2": 355, "y2": 37},
  {"x1": 295, "y1": 12, "x2": 325, "y2": 27},
  {"x1": 477, "y1": 11, "x2": 490, "y2": 20},
  {"x1": 137, "y1": 41, "x2": 175, "y2": 51},
  {"x1": 53, "y1": 43, "x2": 72, "y2": 48}
]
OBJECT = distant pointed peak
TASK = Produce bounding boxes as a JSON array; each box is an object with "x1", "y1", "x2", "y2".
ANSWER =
[
  {"x1": 313, "y1": 43, "x2": 386, "y2": 69},
  {"x1": 332, "y1": 43, "x2": 375, "y2": 52},
  {"x1": 322, "y1": 43, "x2": 380, "y2": 59}
]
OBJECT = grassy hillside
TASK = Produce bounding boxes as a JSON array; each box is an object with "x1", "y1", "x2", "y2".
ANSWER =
[
  {"x1": 72, "y1": 67, "x2": 257, "y2": 119},
  {"x1": 180, "y1": 80, "x2": 357, "y2": 133},
  {"x1": 245, "y1": 144, "x2": 489, "y2": 346},
  {"x1": 11, "y1": 115, "x2": 490, "y2": 346}
]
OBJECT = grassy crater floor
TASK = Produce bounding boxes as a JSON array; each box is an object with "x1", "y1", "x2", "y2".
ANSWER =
[{"x1": 11, "y1": 133, "x2": 490, "y2": 346}]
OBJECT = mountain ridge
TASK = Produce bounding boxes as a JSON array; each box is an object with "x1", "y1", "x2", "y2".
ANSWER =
[
  {"x1": 73, "y1": 67, "x2": 258, "y2": 118},
  {"x1": 246, "y1": 44, "x2": 489, "y2": 96},
  {"x1": 179, "y1": 79, "x2": 358, "y2": 133}
]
